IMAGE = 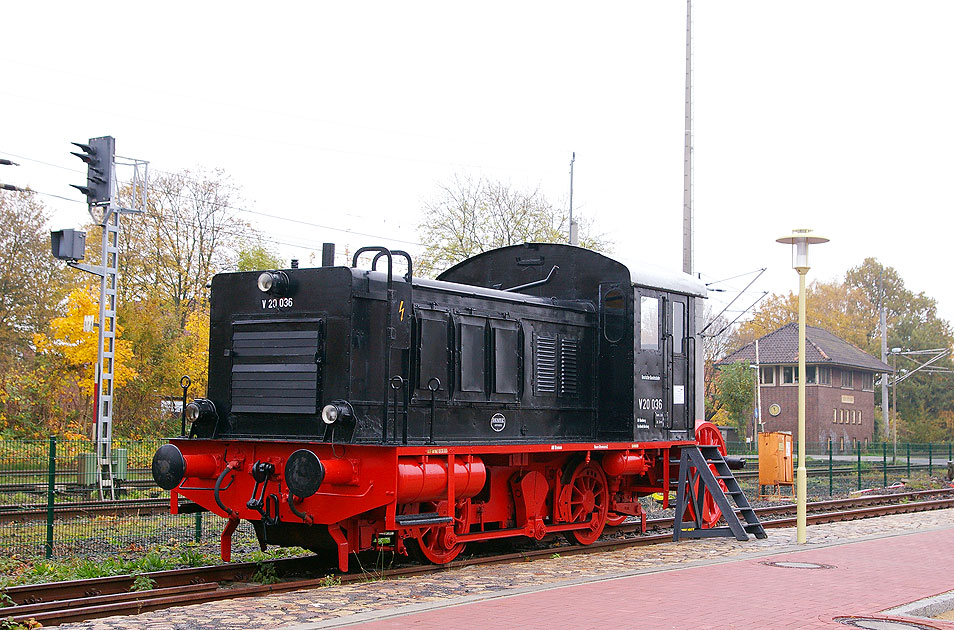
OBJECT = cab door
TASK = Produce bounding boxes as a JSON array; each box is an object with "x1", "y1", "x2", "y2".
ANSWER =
[
  {"x1": 667, "y1": 295, "x2": 691, "y2": 439},
  {"x1": 634, "y1": 289, "x2": 667, "y2": 440}
]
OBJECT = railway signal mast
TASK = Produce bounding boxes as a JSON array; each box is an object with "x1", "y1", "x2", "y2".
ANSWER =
[{"x1": 52, "y1": 136, "x2": 147, "y2": 500}]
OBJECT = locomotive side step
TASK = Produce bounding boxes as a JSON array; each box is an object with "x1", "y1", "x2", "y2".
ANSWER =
[{"x1": 395, "y1": 512, "x2": 454, "y2": 527}]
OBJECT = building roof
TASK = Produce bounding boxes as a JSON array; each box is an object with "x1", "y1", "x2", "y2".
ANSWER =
[{"x1": 717, "y1": 322, "x2": 892, "y2": 372}]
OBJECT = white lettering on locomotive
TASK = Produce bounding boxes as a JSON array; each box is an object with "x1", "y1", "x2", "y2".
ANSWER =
[
  {"x1": 261, "y1": 297, "x2": 294, "y2": 309},
  {"x1": 637, "y1": 397, "x2": 664, "y2": 411}
]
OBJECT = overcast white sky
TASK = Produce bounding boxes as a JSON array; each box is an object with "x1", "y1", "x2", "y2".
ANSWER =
[{"x1": 3, "y1": 2, "x2": 953, "y2": 328}]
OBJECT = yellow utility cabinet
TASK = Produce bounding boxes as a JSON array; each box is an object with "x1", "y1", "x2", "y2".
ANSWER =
[{"x1": 758, "y1": 431, "x2": 794, "y2": 500}]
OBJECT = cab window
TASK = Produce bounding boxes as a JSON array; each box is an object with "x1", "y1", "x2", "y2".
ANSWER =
[{"x1": 640, "y1": 296, "x2": 659, "y2": 351}]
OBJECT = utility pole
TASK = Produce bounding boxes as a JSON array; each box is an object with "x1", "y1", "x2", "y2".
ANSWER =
[
  {"x1": 56, "y1": 136, "x2": 147, "y2": 500},
  {"x1": 754, "y1": 338, "x2": 763, "y2": 437},
  {"x1": 682, "y1": 0, "x2": 694, "y2": 275},
  {"x1": 568, "y1": 152, "x2": 578, "y2": 246},
  {"x1": 880, "y1": 272, "x2": 889, "y2": 441}
]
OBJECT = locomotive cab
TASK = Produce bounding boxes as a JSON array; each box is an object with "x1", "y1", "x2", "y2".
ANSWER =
[{"x1": 438, "y1": 242, "x2": 707, "y2": 443}]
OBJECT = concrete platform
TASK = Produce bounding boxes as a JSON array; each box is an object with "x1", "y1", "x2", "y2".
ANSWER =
[{"x1": 64, "y1": 509, "x2": 954, "y2": 630}]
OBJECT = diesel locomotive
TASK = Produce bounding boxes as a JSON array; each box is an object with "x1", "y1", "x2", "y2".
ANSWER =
[{"x1": 152, "y1": 243, "x2": 733, "y2": 571}]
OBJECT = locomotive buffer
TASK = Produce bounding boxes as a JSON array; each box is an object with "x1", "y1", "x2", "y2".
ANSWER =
[{"x1": 672, "y1": 444, "x2": 767, "y2": 541}]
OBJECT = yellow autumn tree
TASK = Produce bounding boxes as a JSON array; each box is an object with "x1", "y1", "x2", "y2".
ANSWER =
[
  {"x1": 731, "y1": 280, "x2": 876, "y2": 351},
  {"x1": 180, "y1": 303, "x2": 210, "y2": 397},
  {"x1": 34, "y1": 287, "x2": 137, "y2": 398}
]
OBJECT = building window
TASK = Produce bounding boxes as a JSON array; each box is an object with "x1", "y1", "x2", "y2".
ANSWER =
[
  {"x1": 851, "y1": 410, "x2": 857, "y2": 424},
  {"x1": 832, "y1": 408, "x2": 837, "y2": 424},
  {"x1": 861, "y1": 372, "x2": 873, "y2": 391},
  {"x1": 761, "y1": 366, "x2": 775, "y2": 385},
  {"x1": 858, "y1": 411, "x2": 862, "y2": 425},
  {"x1": 806, "y1": 365, "x2": 817, "y2": 384},
  {"x1": 818, "y1": 366, "x2": 831, "y2": 385},
  {"x1": 842, "y1": 370, "x2": 853, "y2": 388},
  {"x1": 782, "y1": 366, "x2": 798, "y2": 384},
  {"x1": 841, "y1": 409, "x2": 847, "y2": 424}
]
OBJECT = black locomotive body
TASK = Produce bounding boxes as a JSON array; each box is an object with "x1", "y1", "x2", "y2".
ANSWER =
[
  {"x1": 154, "y1": 243, "x2": 719, "y2": 570},
  {"x1": 203, "y1": 243, "x2": 702, "y2": 445}
]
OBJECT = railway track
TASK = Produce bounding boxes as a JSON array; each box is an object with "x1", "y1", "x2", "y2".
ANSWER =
[
  {"x1": 733, "y1": 463, "x2": 935, "y2": 480},
  {"x1": 5, "y1": 487, "x2": 953, "y2": 627},
  {"x1": 0, "y1": 498, "x2": 198, "y2": 524}
]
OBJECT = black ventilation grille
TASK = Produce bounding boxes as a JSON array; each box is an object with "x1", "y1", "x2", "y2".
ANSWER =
[
  {"x1": 230, "y1": 322, "x2": 320, "y2": 414},
  {"x1": 534, "y1": 334, "x2": 557, "y2": 394},
  {"x1": 560, "y1": 338, "x2": 579, "y2": 396}
]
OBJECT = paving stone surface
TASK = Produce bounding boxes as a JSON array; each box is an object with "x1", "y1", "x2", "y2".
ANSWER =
[{"x1": 56, "y1": 508, "x2": 954, "y2": 630}]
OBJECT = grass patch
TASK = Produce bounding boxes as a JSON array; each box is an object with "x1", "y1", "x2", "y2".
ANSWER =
[
  {"x1": 130, "y1": 574, "x2": 157, "y2": 591},
  {"x1": 251, "y1": 563, "x2": 280, "y2": 585}
]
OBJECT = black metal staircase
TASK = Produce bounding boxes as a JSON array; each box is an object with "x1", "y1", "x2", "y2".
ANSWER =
[{"x1": 672, "y1": 444, "x2": 767, "y2": 541}]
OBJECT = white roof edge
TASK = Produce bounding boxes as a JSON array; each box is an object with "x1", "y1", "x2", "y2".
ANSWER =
[{"x1": 618, "y1": 256, "x2": 708, "y2": 297}]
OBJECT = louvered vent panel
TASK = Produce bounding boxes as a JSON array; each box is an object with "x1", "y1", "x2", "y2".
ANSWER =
[
  {"x1": 534, "y1": 334, "x2": 557, "y2": 394},
  {"x1": 231, "y1": 324, "x2": 319, "y2": 414},
  {"x1": 560, "y1": 338, "x2": 579, "y2": 397}
]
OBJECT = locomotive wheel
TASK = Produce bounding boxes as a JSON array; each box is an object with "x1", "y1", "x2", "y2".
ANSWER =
[
  {"x1": 402, "y1": 500, "x2": 470, "y2": 565},
  {"x1": 684, "y1": 422, "x2": 728, "y2": 529},
  {"x1": 560, "y1": 461, "x2": 609, "y2": 545}
]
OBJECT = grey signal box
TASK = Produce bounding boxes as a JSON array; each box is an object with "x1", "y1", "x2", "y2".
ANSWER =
[{"x1": 51, "y1": 229, "x2": 87, "y2": 261}]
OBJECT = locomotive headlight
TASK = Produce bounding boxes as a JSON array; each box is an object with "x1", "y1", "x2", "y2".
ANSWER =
[
  {"x1": 186, "y1": 398, "x2": 218, "y2": 425},
  {"x1": 321, "y1": 404, "x2": 339, "y2": 424},
  {"x1": 257, "y1": 271, "x2": 289, "y2": 296},
  {"x1": 321, "y1": 400, "x2": 353, "y2": 425}
]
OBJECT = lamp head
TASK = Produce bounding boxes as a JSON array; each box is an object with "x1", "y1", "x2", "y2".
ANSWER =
[{"x1": 776, "y1": 228, "x2": 829, "y2": 269}]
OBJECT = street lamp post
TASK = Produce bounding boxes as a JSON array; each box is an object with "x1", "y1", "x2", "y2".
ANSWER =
[
  {"x1": 777, "y1": 229, "x2": 828, "y2": 544},
  {"x1": 891, "y1": 348, "x2": 900, "y2": 461}
]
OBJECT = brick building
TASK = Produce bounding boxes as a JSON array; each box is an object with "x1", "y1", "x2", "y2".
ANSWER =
[{"x1": 718, "y1": 323, "x2": 892, "y2": 450}]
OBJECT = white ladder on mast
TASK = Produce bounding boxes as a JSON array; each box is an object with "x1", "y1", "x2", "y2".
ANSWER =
[{"x1": 95, "y1": 208, "x2": 120, "y2": 501}]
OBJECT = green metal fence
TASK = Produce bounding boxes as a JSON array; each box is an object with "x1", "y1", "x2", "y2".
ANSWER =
[
  {"x1": 726, "y1": 439, "x2": 954, "y2": 497},
  {"x1": 0, "y1": 437, "x2": 258, "y2": 560}
]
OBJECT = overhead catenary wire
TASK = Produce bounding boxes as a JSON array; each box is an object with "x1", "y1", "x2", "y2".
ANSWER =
[
  {"x1": 1, "y1": 148, "x2": 424, "y2": 247},
  {"x1": 700, "y1": 268, "x2": 767, "y2": 334},
  {"x1": 19, "y1": 184, "x2": 423, "y2": 249},
  {"x1": 0, "y1": 88, "x2": 533, "y2": 174}
]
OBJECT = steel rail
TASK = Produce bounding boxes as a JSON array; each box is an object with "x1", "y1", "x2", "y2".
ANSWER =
[
  {"x1": 0, "y1": 499, "x2": 199, "y2": 524},
  {"x1": 7, "y1": 489, "x2": 954, "y2": 626},
  {"x1": 733, "y1": 463, "x2": 936, "y2": 481}
]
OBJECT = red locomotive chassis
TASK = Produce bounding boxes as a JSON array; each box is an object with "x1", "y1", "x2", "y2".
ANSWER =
[{"x1": 166, "y1": 437, "x2": 699, "y2": 571}]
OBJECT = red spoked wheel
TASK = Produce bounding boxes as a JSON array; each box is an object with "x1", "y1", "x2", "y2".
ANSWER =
[
  {"x1": 684, "y1": 422, "x2": 728, "y2": 529},
  {"x1": 402, "y1": 499, "x2": 470, "y2": 565},
  {"x1": 559, "y1": 461, "x2": 609, "y2": 545}
]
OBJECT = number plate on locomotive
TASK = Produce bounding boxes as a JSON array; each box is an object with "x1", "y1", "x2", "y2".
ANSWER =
[{"x1": 261, "y1": 297, "x2": 294, "y2": 309}]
